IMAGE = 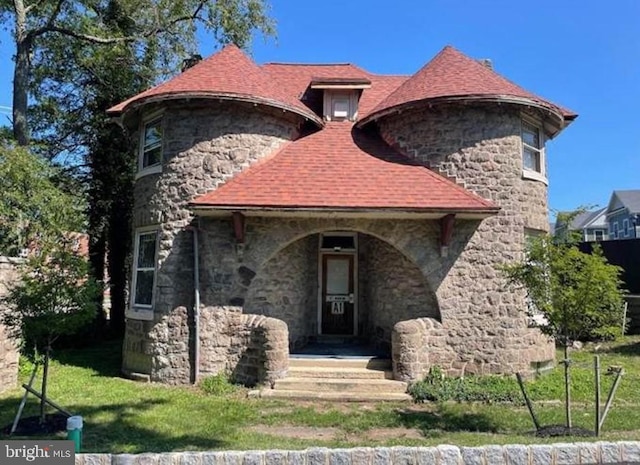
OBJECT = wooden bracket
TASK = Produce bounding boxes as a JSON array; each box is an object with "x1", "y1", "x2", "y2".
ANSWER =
[
  {"x1": 232, "y1": 211, "x2": 245, "y2": 244},
  {"x1": 440, "y1": 214, "x2": 455, "y2": 257}
]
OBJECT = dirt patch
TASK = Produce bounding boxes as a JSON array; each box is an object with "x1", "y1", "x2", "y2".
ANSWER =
[
  {"x1": 249, "y1": 425, "x2": 341, "y2": 440},
  {"x1": 2, "y1": 413, "x2": 68, "y2": 437},
  {"x1": 363, "y1": 427, "x2": 424, "y2": 440},
  {"x1": 249, "y1": 425, "x2": 424, "y2": 442}
]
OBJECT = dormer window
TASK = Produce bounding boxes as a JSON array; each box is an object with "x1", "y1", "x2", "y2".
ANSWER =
[
  {"x1": 310, "y1": 77, "x2": 371, "y2": 122},
  {"x1": 332, "y1": 97, "x2": 350, "y2": 119}
]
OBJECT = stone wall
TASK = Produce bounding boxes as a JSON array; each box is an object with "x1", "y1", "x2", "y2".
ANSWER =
[
  {"x1": 0, "y1": 256, "x2": 20, "y2": 393},
  {"x1": 378, "y1": 104, "x2": 555, "y2": 377},
  {"x1": 360, "y1": 235, "x2": 440, "y2": 350},
  {"x1": 245, "y1": 236, "x2": 317, "y2": 350},
  {"x1": 75, "y1": 442, "x2": 640, "y2": 465},
  {"x1": 198, "y1": 307, "x2": 288, "y2": 386},
  {"x1": 124, "y1": 101, "x2": 298, "y2": 383}
]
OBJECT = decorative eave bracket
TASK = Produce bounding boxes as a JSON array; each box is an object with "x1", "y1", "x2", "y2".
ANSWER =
[{"x1": 440, "y1": 214, "x2": 455, "y2": 257}]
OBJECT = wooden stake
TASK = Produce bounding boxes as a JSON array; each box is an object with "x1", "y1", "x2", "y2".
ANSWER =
[
  {"x1": 10, "y1": 364, "x2": 38, "y2": 435},
  {"x1": 516, "y1": 373, "x2": 540, "y2": 431},
  {"x1": 595, "y1": 356, "x2": 601, "y2": 437}
]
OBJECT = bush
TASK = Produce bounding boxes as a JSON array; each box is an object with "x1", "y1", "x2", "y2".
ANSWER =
[
  {"x1": 408, "y1": 366, "x2": 522, "y2": 404},
  {"x1": 199, "y1": 374, "x2": 237, "y2": 396}
]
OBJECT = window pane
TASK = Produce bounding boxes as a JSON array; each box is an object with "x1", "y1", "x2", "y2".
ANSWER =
[
  {"x1": 523, "y1": 148, "x2": 540, "y2": 172},
  {"x1": 333, "y1": 99, "x2": 349, "y2": 118},
  {"x1": 137, "y1": 233, "x2": 157, "y2": 268},
  {"x1": 143, "y1": 145, "x2": 162, "y2": 168},
  {"x1": 595, "y1": 230, "x2": 604, "y2": 241},
  {"x1": 522, "y1": 123, "x2": 540, "y2": 148},
  {"x1": 135, "y1": 270, "x2": 154, "y2": 305},
  {"x1": 144, "y1": 120, "x2": 162, "y2": 148}
]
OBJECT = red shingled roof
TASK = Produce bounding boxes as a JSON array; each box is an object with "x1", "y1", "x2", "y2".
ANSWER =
[
  {"x1": 190, "y1": 123, "x2": 498, "y2": 214},
  {"x1": 262, "y1": 63, "x2": 408, "y2": 120},
  {"x1": 361, "y1": 45, "x2": 577, "y2": 125},
  {"x1": 107, "y1": 45, "x2": 322, "y2": 125}
]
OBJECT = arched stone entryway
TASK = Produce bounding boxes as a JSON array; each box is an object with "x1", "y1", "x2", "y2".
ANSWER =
[{"x1": 244, "y1": 229, "x2": 441, "y2": 354}]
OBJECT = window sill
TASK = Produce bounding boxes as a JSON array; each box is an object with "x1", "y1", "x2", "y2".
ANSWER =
[
  {"x1": 125, "y1": 306, "x2": 154, "y2": 321},
  {"x1": 135, "y1": 164, "x2": 162, "y2": 180},
  {"x1": 522, "y1": 169, "x2": 548, "y2": 185}
]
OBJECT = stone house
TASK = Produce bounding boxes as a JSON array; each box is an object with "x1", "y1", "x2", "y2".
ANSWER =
[{"x1": 108, "y1": 45, "x2": 576, "y2": 385}]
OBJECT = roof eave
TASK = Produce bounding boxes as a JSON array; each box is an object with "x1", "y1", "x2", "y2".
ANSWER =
[
  {"x1": 357, "y1": 95, "x2": 571, "y2": 135},
  {"x1": 107, "y1": 92, "x2": 325, "y2": 127},
  {"x1": 189, "y1": 204, "x2": 500, "y2": 220}
]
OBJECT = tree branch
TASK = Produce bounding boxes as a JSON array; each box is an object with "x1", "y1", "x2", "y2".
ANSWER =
[{"x1": 31, "y1": 0, "x2": 208, "y2": 44}]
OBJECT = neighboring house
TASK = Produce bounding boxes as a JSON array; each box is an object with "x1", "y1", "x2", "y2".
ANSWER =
[
  {"x1": 607, "y1": 190, "x2": 640, "y2": 240},
  {"x1": 108, "y1": 45, "x2": 576, "y2": 385},
  {"x1": 554, "y1": 207, "x2": 608, "y2": 242}
]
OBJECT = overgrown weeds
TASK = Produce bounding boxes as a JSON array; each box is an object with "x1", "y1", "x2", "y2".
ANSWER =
[{"x1": 408, "y1": 366, "x2": 522, "y2": 404}]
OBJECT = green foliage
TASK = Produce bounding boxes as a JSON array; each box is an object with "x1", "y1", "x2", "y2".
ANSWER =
[
  {"x1": 1, "y1": 241, "x2": 99, "y2": 357},
  {"x1": 0, "y1": 144, "x2": 83, "y2": 256},
  {"x1": 199, "y1": 373, "x2": 238, "y2": 396},
  {"x1": 503, "y1": 232, "x2": 625, "y2": 344},
  {"x1": 408, "y1": 366, "x2": 522, "y2": 404}
]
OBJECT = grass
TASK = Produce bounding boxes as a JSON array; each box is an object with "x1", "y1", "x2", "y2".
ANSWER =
[{"x1": 1, "y1": 336, "x2": 640, "y2": 452}]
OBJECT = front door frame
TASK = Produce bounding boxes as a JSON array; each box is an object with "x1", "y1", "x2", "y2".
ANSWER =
[{"x1": 317, "y1": 232, "x2": 358, "y2": 336}]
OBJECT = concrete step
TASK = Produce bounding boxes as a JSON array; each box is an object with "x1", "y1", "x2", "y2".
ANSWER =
[
  {"x1": 248, "y1": 388, "x2": 411, "y2": 402},
  {"x1": 288, "y1": 357, "x2": 391, "y2": 370},
  {"x1": 273, "y1": 377, "x2": 408, "y2": 394},
  {"x1": 288, "y1": 366, "x2": 393, "y2": 380}
]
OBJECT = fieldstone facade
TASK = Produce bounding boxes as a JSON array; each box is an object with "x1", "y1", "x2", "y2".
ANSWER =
[
  {"x1": 0, "y1": 256, "x2": 21, "y2": 393},
  {"x1": 119, "y1": 50, "x2": 567, "y2": 386}
]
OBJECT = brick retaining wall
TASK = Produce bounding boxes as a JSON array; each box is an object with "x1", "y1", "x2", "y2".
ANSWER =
[{"x1": 76, "y1": 442, "x2": 640, "y2": 464}]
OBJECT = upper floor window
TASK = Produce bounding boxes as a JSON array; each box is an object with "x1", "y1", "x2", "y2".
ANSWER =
[
  {"x1": 138, "y1": 116, "x2": 163, "y2": 176},
  {"x1": 623, "y1": 219, "x2": 630, "y2": 237},
  {"x1": 522, "y1": 121, "x2": 544, "y2": 174}
]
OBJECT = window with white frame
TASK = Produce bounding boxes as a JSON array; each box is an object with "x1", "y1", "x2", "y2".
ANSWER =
[
  {"x1": 522, "y1": 120, "x2": 544, "y2": 175},
  {"x1": 612, "y1": 222, "x2": 619, "y2": 239},
  {"x1": 594, "y1": 230, "x2": 604, "y2": 241},
  {"x1": 132, "y1": 229, "x2": 158, "y2": 307},
  {"x1": 623, "y1": 219, "x2": 630, "y2": 237},
  {"x1": 140, "y1": 117, "x2": 163, "y2": 171}
]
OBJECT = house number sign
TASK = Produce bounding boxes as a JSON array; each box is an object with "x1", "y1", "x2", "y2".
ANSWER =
[{"x1": 331, "y1": 301, "x2": 344, "y2": 315}]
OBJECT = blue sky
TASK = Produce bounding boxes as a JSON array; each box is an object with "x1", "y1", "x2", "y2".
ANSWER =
[{"x1": 1, "y1": 0, "x2": 638, "y2": 217}]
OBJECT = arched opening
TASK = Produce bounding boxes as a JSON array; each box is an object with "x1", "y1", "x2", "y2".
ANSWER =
[{"x1": 244, "y1": 231, "x2": 440, "y2": 355}]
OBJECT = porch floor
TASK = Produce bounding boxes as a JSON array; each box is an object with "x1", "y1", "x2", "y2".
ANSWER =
[{"x1": 291, "y1": 342, "x2": 388, "y2": 359}]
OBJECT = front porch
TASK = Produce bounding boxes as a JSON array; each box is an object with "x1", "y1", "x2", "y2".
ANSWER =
[{"x1": 242, "y1": 230, "x2": 441, "y2": 356}]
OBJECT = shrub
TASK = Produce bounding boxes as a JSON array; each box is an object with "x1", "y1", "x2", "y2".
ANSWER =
[{"x1": 199, "y1": 373, "x2": 237, "y2": 396}]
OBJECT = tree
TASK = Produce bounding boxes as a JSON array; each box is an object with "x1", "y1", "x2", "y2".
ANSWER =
[
  {"x1": 0, "y1": 142, "x2": 84, "y2": 256},
  {"x1": 2, "y1": 0, "x2": 275, "y2": 145},
  {"x1": 503, "y1": 231, "x2": 625, "y2": 430},
  {"x1": 3, "y1": 0, "x2": 275, "y2": 335},
  {"x1": 2, "y1": 242, "x2": 99, "y2": 424}
]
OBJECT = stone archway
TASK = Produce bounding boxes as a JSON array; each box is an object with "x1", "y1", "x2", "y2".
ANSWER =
[{"x1": 243, "y1": 226, "x2": 441, "y2": 352}]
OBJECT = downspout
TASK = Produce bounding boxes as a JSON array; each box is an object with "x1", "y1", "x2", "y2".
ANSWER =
[{"x1": 191, "y1": 221, "x2": 201, "y2": 384}]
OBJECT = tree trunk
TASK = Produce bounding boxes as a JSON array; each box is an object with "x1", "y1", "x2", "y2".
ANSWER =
[
  {"x1": 88, "y1": 227, "x2": 107, "y2": 331},
  {"x1": 40, "y1": 344, "x2": 51, "y2": 424},
  {"x1": 108, "y1": 192, "x2": 131, "y2": 338},
  {"x1": 12, "y1": 0, "x2": 31, "y2": 146},
  {"x1": 564, "y1": 344, "x2": 572, "y2": 429}
]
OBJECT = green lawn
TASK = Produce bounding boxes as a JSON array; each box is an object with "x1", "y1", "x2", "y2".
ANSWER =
[{"x1": 1, "y1": 336, "x2": 640, "y2": 453}]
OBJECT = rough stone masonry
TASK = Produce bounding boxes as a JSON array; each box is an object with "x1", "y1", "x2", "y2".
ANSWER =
[{"x1": 75, "y1": 442, "x2": 640, "y2": 465}]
